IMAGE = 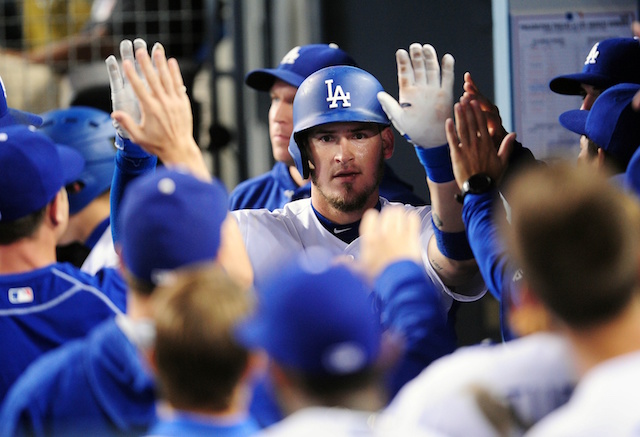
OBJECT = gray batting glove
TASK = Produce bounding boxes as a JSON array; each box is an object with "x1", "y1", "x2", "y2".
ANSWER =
[
  {"x1": 377, "y1": 43, "x2": 455, "y2": 148},
  {"x1": 105, "y1": 38, "x2": 149, "y2": 139}
]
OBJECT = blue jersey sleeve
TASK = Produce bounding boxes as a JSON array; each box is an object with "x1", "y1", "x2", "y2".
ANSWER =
[
  {"x1": 374, "y1": 260, "x2": 456, "y2": 398},
  {"x1": 462, "y1": 192, "x2": 521, "y2": 341},
  {"x1": 110, "y1": 137, "x2": 157, "y2": 244}
]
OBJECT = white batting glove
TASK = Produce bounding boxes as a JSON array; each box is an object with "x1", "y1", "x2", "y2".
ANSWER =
[
  {"x1": 105, "y1": 38, "x2": 149, "y2": 139},
  {"x1": 377, "y1": 43, "x2": 455, "y2": 148}
]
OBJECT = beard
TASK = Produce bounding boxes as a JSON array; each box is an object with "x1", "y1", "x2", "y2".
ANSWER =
[{"x1": 311, "y1": 150, "x2": 385, "y2": 213}]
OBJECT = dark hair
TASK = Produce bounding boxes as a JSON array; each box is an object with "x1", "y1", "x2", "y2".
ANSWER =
[{"x1": 0, "y1": 206, "x2": 47, "y2": 245}]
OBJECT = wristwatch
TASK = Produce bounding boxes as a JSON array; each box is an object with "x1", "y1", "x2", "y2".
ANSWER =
[{"x1": 454, "y1": 173, "x2": 494, "y2": 204}]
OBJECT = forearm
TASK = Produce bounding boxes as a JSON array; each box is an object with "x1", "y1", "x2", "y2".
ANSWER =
[
  {"x1": 375, "y1": 260, "x2": 456, "y2": 397},
  {"x1": 110, "y1": 137, "x2": 157, "y2": 244}
]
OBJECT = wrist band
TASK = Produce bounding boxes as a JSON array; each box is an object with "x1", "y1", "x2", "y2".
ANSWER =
[
  {"x1": 115, "y1": 135, "x2": 152, "y2": 159},
  {"x1": 432, "y1": 217, "x2": 474, "y2": 261},
  {"x1": 414, "y1": 144, "x2": 454, "y2": 183}
]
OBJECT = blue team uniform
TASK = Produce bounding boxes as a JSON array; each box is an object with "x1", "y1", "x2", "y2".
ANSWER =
[
  {"x1": 229, "y1": 162, "x2": 426, "y2": 211},
  {"x1": 0, "y1": 317, "x2": 156, "y2": 436},
  {"x1": 145, "y1": 412, "x2": 259, "y2": 437},
  {"x1": 0, "y1": 263, "x2": 126, "y2": 401}
]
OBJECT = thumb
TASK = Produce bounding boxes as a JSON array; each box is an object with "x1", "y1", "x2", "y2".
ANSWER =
[
  {"x1": 376, "y1": 91, "x2": 405, "y2": 134},
  {"x1": 497, "y1": 132, "x2": 517, "y2": 168}
]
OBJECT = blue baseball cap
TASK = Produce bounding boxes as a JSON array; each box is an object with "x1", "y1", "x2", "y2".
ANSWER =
[
  {"x1": 119, "y1": 168, "x2": 229, "y2": 286},
  {"x1": 559, "y1": 83, "x2": 640, "y2": 170},
  {"x1": 0, "y1": 76, "x2": 43, "y2": 127},
  {"x1": 0, "y1": 125, "x2": 84, "y2": 222},
  {"x1": 235, "y1": 247, "x2": 381, "y2": 376},
  {"x1": 245, "y1": 43, "x2": 358, "y2": 91},
  {"x1": 549, "y1": 38, "x2": 640, "y2": 95}
]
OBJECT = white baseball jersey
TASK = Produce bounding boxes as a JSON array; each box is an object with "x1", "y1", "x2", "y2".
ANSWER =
[
  {"x1": 254, "y1": 406, "x2": 446, "y2": 437},
  {"x1": 379, "y1": 332, "x2": 578, "y2": 437},
  {"x1": 525, "y1": 350, "x2": 640, "y2": 437},
  {"x1": 232, "y1": 197, "x2": 486, "y2": 310},
  {"x1": 80, "y1": 224, "x2": 119, "y2": 275}
]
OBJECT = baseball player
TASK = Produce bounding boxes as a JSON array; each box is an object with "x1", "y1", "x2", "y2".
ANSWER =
[
  {"x1": 450, "y1": 38, "x2": 640, "y2": 342},
  {"x1": 0, "y1": 168, "x2": 253, "y2": 435},
  {"x1": 0, "y1": 74, "x2": 43, "y2": 127},
  {"x1": 231, "y1": 43, "x2": 426, "y2": 211},
  {"x1": 0, "y1": 124, "x2": 126, "y2": 401},
  {"x1": 559, "y1": 82, "x2": 640, "y2": 175},
  {"x1": 107, "y1": 41, "x2": 487, "y2": 394},
  {"x1": 143, "y1": 266, "x2": 261, "y2": 436},
  {"x1": 38, "y1": 106, "x2": 119, "y2": 274}
]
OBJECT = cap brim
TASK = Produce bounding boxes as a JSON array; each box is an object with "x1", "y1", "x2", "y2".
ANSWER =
[
  {"x1": 558, "y1": 109, "x2": 588, "y2": 136},
  {"x1": 56, "y1": 144, "x2": 85, "y2": 185},
  {"x1": 549, "y1": 73, "x2": 614, "y2": 95},
  {"x1": 0, "y1": 108, "x2": 43, "y2": 128},
  {"x1": 245, "y1": 68, "x2": 306, "y2": 91}
]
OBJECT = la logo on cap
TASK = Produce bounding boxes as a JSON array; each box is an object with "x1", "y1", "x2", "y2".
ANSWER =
[
  {"x1": 325, "y1": 79, "x2": 351, "y2": 108},
  {"x1": 280, "y1": 46, "x2": 301, "y2": 65},
  {"x1": 584, "y1": 42, "x2": 600, "y2": 65}
]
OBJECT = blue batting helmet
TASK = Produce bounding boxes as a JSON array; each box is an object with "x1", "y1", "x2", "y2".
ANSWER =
[
  {"x1": 289, "y1": 65, "x2": 390, "y2": 179},
  {"x1": 38, "y1": 106, "x2": 116, "y2": 214}
]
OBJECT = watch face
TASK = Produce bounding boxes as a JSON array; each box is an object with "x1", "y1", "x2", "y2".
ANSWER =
[{"x1": 466, "y1": 174, "x2": 493, "y2": 193}]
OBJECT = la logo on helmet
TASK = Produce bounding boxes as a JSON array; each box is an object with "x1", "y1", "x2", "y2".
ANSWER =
[{"x1": 325, "y1": 79, "x2": 351, "y2": 108}]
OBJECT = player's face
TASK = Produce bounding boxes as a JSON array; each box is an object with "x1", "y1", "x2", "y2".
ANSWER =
[
  {"x1": 579, "y1": 84, "x2": 603, "y2": 110},
  {"x1": 268, "y1": 80, "x2": 297, "y2": 166},
  {"x1": 307, "y1": 122, "x2": 392, "y2": 214}
]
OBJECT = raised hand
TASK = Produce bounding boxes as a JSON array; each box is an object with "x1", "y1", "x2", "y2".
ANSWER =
[
  {"x1": 110, "y1": 42, "x2": 210, "y2": 180},
  {"x1": 377, "y1": 43, "x2": 454, "y2": 148},
  {"x1": 446, "y1": 100, "x2": 515, "y2": 189},
  {"x1": 359, "y1": 206, "x2": 423, "y2": 281}
]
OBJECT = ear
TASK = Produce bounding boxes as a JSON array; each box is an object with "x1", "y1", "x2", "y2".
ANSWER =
[
  {"x1": 48, "y1": 189, "x2": 68, "y2": 226},
  {"x1": 380, "y1": 126, "x2": 395, "y2": 159},
  {"x1": 596, "y1": 147, "x2": 606, "y2": 170}
]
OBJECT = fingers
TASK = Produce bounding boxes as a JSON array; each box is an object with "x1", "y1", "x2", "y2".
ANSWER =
[
  {"x1": 445, "y1": 117, "x2": 459, "y2": 151},
  {"x1": 453, "y1": 102, "x2": 471, "y2": 148},
  {"x1": 395, "y1": 48, "x2": 414, "y2": 90},
  {"x1": 409, "y1": 43, "x2": 426, "y2": 85},
  {"x1": 497, "y1": 132, "x2": 517, "y2": 167},
  {"x1": 359, "y1": 208, "x2": 379, "y2": 237},
  {"x1": 132, "y1": 38, "x2": 148, "y2": 77},
  {"x1": 422, "y1": 44, "x2": 440, "y2": 86},
  {"x1": 150, "y1": 43, "x2": 176, "y2": 97},
  {"x1": 440, "y1": 53, "x2": 455, "y2": 94},
  {"x1": 105, "y1": 55, "x2": 123, "y2": 93}
]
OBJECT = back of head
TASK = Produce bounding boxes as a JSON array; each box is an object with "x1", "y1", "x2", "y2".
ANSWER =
[
  {"x1": 118, "y1": 168, "x2": 228, "y2": 293},
  {"x1": 236, "y1": 248, "x2": 381, "y2": 400},
  {"x1": 38, "y1": 106, "x2": 116, "y2": 214},
  {"x1": 288, "y1": 65, "x2": 390, "y2": 178},
  {"x1": 245, "y1": 43, "x2": 358, "y2": 91},
  {"x1": 152, "y1": 265, "x2": 254, "y2": 412},
  {"x1": 0, "y1": 125, "x2": 83, "y2": 242},
  {"x1": 502, "y1": 163, "x2": 640, "y2": 329},
  {"x1": 549, "y1": 37, "x2": 640, "y2": 95},
  {"x1": 559, "y1": 83, "x2": 640, "y2": 171}
]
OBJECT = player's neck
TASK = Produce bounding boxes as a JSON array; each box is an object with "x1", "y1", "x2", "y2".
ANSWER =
[
  {"x1": 567, "y1": 292, "x2": 640, "y2": 377},
  {"x1": 0, "y1": 232, "x2": 57, "y2": 274}
]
